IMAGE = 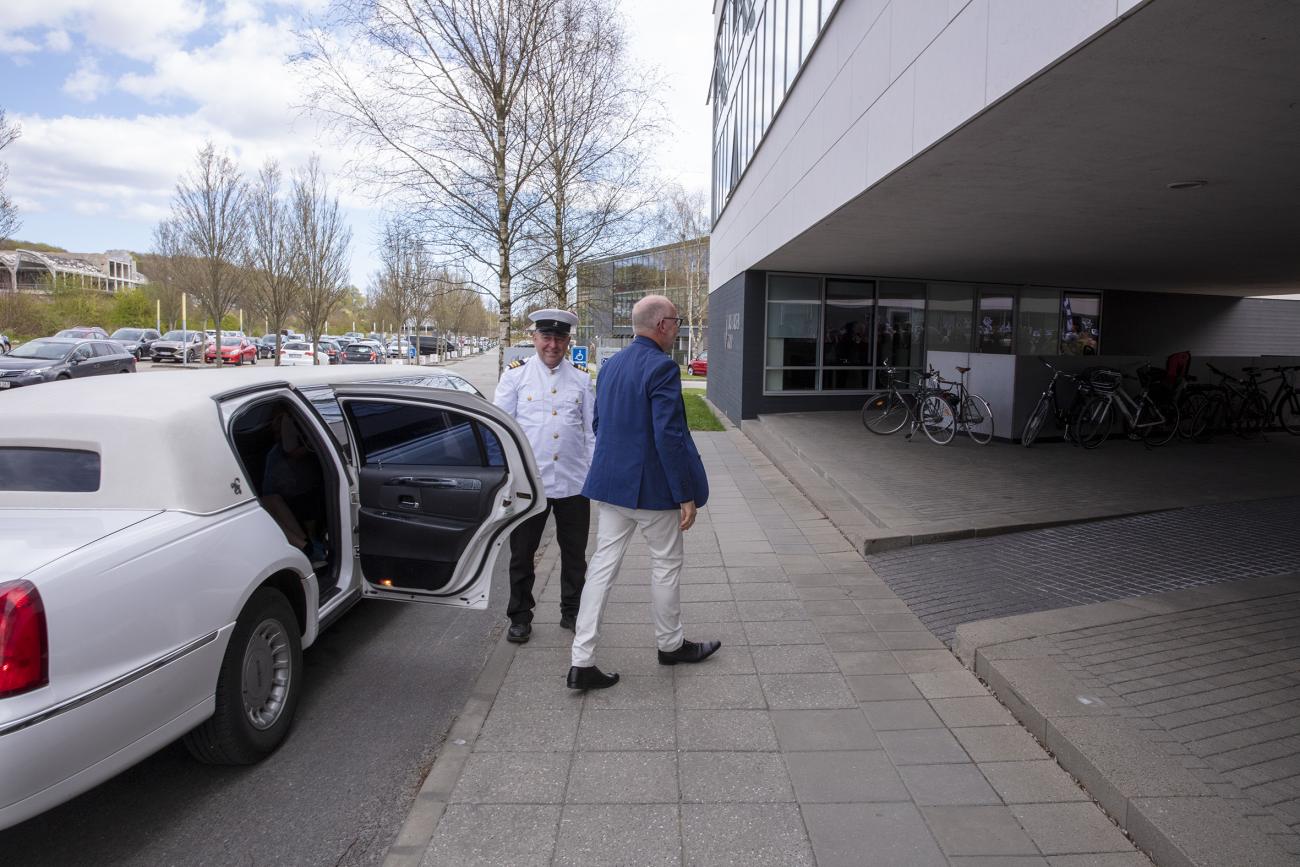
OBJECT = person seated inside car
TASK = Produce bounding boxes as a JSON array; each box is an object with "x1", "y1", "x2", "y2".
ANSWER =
[{"x1": 260, "y1": 405, "x2": 327, "y2": 563}]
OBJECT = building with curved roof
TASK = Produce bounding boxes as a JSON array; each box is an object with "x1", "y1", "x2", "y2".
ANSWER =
[{"x1": 0, "y1": 248, "x2": 146, "y2": 293}]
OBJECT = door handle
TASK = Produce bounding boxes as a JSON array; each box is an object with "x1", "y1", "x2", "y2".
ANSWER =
[
  {"x1": 398, "y1": 495, "x2": 420, "y2": 509},
  {"x1": 384, "y1": 476, "x2": 483, "y2": 491}
]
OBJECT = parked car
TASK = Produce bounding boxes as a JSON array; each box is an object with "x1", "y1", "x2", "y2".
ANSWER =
[
  {"x1": 278, "y1": 340, "x2": 329, "y2": 366},
  {"x1": 53, "y1": 326, "x2": 110, "y2": 340},
  {"x1": 0, "y1": 338, "x2": 136, "y2": 389},
  {"x1": 205, "y1": 336, "x2": 258, "y2": 366},
  {"x1": 318, "y1": 339, "x2": 344, "y2": 365},
  {"x1": 255, "y1": 335, "x2": 279, "y2": 359},
  {"x1": 342, "y1": 340, "x2": 385, "y2": 364},
  {"x1": 687, "y1": 351, "x2": 708, "y2": 377},
  {"x1": 150, "y1": 330, "x2": 208, "y2": 364},
  {"x1": 386, "y1": 339, "x2": 412, "y2": 358},
  {"x1": 0, "y1": 364, "x2": 544, "y2": 829},
  {"x1": 109, "y1": 327, "x2": 162, "y2": 360}
]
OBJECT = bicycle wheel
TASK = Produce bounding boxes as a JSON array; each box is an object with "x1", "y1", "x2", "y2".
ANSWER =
[
  {"x1": 1074, "y1": 395, "x2": 1113, "y2": 449},
  {"x1": 1177, "y1": 391, "x2": 1206, "y2": 439},
  {"x1": 1277, "y1": 388, "x2": 1300, "y2": 435},
  {"x1": 1142, "y1": 398, "x2": 1180, "y2": 447},
  {"x1": 1195, "y1": 391, "x2": 1228, "y2": 438},
  {"x1": 919, "y1": 394, "x2": 956, "y2": 444},
  {"x1": 1021, "y1": 395, "x2": 1050, "y2": 447},
  {"x1": 1236, "y1": 392, "x2": 1268, "y2": 438},
  {"x1": 962, "y1": 394, "x2": 994, "y2": 445},
  {"x1": 862, "y1": 391, "x2": 909, "y2": 435}
]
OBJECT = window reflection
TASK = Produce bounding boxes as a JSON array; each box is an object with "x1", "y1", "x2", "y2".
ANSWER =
[
  {"x1": 877, "y1": 282, "x2": 925, "y2": 369},
  {"x1": 1017, "y1": 288, "x2": 1059, "y2": 356},
  {"x1": 823, "y1": 279, "x2": 873, "y2": 390},
  {"x1": 1061, "y1": 293, "x2": 1101, "y2": 355},
  {"x1": 926, "y1": 284, "x2": 973, "y2": 352},
  {"x1": 977, "y1": 292, "x2": 1015, "y2": 354}
]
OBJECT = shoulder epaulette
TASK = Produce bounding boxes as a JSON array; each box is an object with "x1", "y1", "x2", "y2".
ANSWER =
[
  {"x1": 507, "y1": 359, "x2": 525, "y2": 369},
  {"x1": 571, "y1": 361, "x2": 587, "y2": 372}
]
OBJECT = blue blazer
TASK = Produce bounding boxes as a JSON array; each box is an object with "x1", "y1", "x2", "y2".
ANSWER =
[{"x1": 582, "y1": 336, "x2": 709, "y2": 510}]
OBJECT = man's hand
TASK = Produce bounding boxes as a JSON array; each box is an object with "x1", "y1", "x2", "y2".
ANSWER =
[{"x1": 679, "y1": 500, "x2": 697, "y2": 531}]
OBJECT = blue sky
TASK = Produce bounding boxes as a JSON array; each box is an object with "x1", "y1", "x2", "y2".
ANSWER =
[{"x1": 0, "y1": 0, "x2": 712, "y2": 289}]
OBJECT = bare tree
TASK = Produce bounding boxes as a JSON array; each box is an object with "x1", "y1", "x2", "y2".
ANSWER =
[
  {"x1": 657, "y1": 184, "x2": 709, "y2": 361},
  {"x1": 0, "y1": 109, "x2": 21, "y2": 246},
  {"x1": 370, "y1": 217, "x2": 435, "y2": 359},
  {"x1": 169, "y1": 143, "x2": 250, "y2": 354},
  {"x1": 291, "y1": 157, "x2": 352, "y2": 363},
  {"x1": 300, "y1": 0, "x2": 560, "y2": 373},
  {"x1": 525, "y1": 0, "x2": 659, "y2": 310},
  {"x1": 247, "y1": 159, "x2": 300, "y2": 364},
  {"x1": 137, "y1": 220, "x2": 188, "y2": 329}
]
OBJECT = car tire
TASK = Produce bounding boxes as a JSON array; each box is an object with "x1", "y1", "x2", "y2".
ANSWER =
[
  {"x1": 183, "y1": 587, "x2": 303, "y2": 765},
  {"x1": 251, "y1": 353, "x2": 257, "y2": 365}
]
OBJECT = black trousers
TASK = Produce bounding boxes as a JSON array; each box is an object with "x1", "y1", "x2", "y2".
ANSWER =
[{"x1": 507, "y1": 494, "x2": 590, "y2": 625}]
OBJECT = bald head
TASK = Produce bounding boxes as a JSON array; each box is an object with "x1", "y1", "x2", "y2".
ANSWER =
[
  {"x1": 632, "y1": 295, "x2": 675, "y2": 334},
  {"x1": 632, "y1": 294, "x2": 680, "y2": 352}
]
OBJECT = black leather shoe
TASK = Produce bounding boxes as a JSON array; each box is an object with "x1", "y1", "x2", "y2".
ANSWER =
[
  {"x1": 658, "y1": 639, "x2": 721, "y2": 666},
  {"x1": 567, "y1": 665, "x2": 619, "y2": 690},
  {"x1": 559, "y1": 613, "x2": 577, "y2": 632},
  {"x1": 507, "y1": 622, "x2": 531, "y2": 643}
]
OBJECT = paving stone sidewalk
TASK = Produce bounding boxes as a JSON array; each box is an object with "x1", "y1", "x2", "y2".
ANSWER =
[{"x1": 406, "y1": 430, "x2": 1148, "y2": 867}]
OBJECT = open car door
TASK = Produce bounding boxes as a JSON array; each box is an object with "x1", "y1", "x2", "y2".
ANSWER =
[{"x1": 333, "y1": 384, "x2": 544, "y2": 608}]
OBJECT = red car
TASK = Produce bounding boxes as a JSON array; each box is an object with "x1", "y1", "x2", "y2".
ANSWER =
[
  {"x1": 205, "y1": 336, "x2": 258, "y2": 365},
  {"x1": 687, "y1": 351, "x2": 708, "y2": 376}
]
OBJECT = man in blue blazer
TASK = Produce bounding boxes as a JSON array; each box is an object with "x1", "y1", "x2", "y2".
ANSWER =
[{"x1": 568, "y1": 295, "x2": 720, "y2": 690}]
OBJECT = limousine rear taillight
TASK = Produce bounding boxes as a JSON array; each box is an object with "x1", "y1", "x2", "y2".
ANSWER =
[{"x1": 0, "y1": 580, "x2": 48, "y2": 698}]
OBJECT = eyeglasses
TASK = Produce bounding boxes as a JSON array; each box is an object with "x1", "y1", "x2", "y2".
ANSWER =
[{"x1": 659, "y1": 317, "x2": 683, "y2": 327}]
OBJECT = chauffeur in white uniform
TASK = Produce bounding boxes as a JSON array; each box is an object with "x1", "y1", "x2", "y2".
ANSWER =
[{"x1": 493, "y1": 309, "x2": 596, "y2": 642}]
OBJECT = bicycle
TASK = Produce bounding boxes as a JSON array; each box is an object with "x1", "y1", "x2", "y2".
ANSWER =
[
  {"x1": 1073, "y1": 364, "x2": 1180, "y2": 449},
  {"x1": 944, "y1": 366, "x2": 994, "y2": 445},
  {"x1": 861, "y1": 366, "x2": 957, "y2": 445},
  {"x1": 1020, "y1": 357, "x2": 1093, "y2": 447},
  {"x1": 1198, "y1": 363, "x2": 1270, "y2": 438}
]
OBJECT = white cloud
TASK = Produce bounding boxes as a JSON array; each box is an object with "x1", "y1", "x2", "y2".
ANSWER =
[
  {"x1": 6, "y1": 35, "x2": 41, "y2": 54},
  {"x1": 2, "y1": 0, "x2": 206, "y2": 61},
  {"x1": 45, "y1": 29, "x2": 72, "y2": 52},
  {"x1": 63, "y1": 58, "x2": 109, "y2": 102}
]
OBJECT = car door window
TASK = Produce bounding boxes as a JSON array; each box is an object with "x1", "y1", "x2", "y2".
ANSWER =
[
  {"x1": 72, "y1": 345, "x2": 94, "y2": 362},
  {"x1": 347, "y1": 402, "x2": 492, "y2": 467}
]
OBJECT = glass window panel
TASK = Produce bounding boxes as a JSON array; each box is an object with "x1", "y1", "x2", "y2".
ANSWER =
[
  {"x1": 802, "y1": 0, "x2": 818, "y2": 62},
  {"x1": 1060, "y1": 292, "x2": 1101, "y2": 356},
  {"x1": 823, "y1": 279, "x2": 874, "y2": 373},
  {"x1": 785, "y1": 0, "x2": 800, "y2": 89},
  {"x1": 0, "y1": 447, "x2": 100, "y2": 492},
  {"x1": 1017, "y1": 287, "x2": 1060, "y2": 356},
  {"x1": 926, "y1": 283, "x2": 973, "y2": 352},
  {"x1": 768, "y1": 274, "x2": 819, "y2": 301},
  {"x1": 766, "y1": 369, "x2": 817, "y2": 391},
  {"x1": 877, "y1": 281, "x2": 925, "y2": 369},
  {"x1": 823, "y1": 368, "x2": 874, "y2": 390},
  {"x1": 773, "y1": 0, "x2": 786, "y2": 110},
  {"x1": 977, "y1": 291, "x2": 1015, "y2": 354},
  {"x1": 766, "y1": 302, "x2": 819, "y2": 367},
  {"x1": 759, "y1": 8, "x2": 769, "y2": 133},
  {"x1": 821, "y1": 0, "x2": 834, "y2": 26}
]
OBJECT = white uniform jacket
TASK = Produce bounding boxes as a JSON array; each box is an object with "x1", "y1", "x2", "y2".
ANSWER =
[{"x1": 494, "y1": 356, "x2": 596, "y2": 499}]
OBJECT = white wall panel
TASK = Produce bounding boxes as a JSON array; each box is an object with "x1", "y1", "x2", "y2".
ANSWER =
[
  {"x1": 985, "y1": 0, "x2": 1117, "y2": 103},
  {"x1": 913, "y1": 0, "x2": 988, "y2": 154},
  {"x1": 848, "y1": 10, "x2": 892, "y2": 119},
  {"x1": 865, "y1": 66, "x2": 914, "y2": 187},
  {"x1": 888, "y1": 0, "x2": 953, "y2": 81}
]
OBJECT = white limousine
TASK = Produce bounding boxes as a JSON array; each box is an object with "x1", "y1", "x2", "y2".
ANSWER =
[{"x1": 0, "y1": 364, "x2": 543, "y2": 830}]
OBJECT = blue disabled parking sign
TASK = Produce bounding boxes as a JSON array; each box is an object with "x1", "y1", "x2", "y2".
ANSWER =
[{"x1": 571, "y1": 345, "x2": 588, "y2": 366}]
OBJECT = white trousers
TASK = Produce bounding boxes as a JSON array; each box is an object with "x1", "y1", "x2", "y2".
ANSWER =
[{"x1": 571, "y1": 501, "x2": 685, "y2": 667}]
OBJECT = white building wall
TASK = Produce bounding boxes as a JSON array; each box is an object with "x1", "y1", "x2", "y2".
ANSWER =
[{"x1": 709, "y1": 0, "x2": 1148, "y2": 291}]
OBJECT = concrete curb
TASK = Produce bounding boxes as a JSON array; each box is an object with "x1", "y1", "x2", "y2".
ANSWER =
[
  {"x1": 382, "y1": 534, "x2": 562, "y2": 867},
  {"x1": 955, "y1": 575, "x2": 1300, "y2": 867}
]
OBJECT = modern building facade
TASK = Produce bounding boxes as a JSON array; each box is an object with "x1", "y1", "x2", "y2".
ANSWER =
[
  {"x1": 0, "y1": 248, "x2": 147, "y2": 294},
  {"x1": 576, "y1": 237, "x2": 709, "y2": 365},
  {"x1": 707, "y1": 0, "x2": 1300, "y2": 424}
]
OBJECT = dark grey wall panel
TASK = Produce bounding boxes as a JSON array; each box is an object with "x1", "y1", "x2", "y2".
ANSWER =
[
  {"x1": 707, "y1": 272, "x2": 747, "y2": 423},
  {"x1": 1105, "y1": 292, "x2": 1300, "y2": 358}
]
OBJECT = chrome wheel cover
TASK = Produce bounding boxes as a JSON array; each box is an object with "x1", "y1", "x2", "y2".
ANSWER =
[{"x1": 241, "y1": 618, "x2": 292, "y2": 730}]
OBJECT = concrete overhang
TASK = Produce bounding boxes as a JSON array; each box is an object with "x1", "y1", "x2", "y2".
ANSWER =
[{"x1": 755, "y1": 0, "x2": 1300, "y2": 297}]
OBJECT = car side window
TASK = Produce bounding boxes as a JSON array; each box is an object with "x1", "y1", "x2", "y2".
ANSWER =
[
  {"x1": 72, "y1": 345, "x2": 94, "y2": 361},
  {"x1": 92, "y1": 342, "x2": 116, "y2": 356},
  {"x1": 346, "y1": 402, "x2": 491, "y2": 468}
]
